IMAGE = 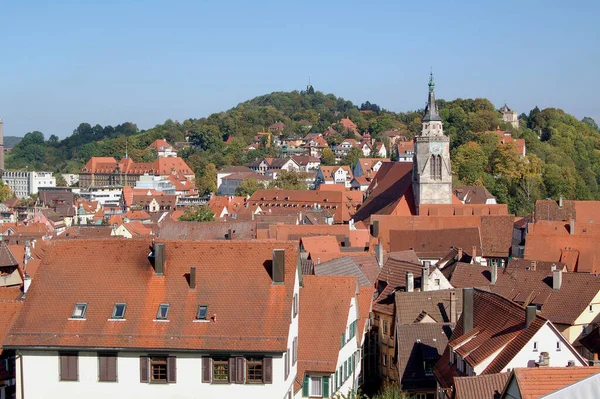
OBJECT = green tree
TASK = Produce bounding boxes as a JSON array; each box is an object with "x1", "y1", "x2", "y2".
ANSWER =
[
  {"x1": 269, "y1": 170, "x2": 308, "y2": 190},
  {"x1": 0, "y1": 180, "x2": 13, "y2": 202},
  {"x1": 582, "y1": 117, "x2": 599, "y2": 131},
  {"x1": 321, "y1": 148, "x2": 336, "y2": 166},
  {"x1": 196, "y1": 163, "x2": 218, "y2": 195},
  {"x1": 178, "y1": 206, "x2": 215, "y2": 222},
  {"x1": 453, "y1": 141, "x2": 486, "y2": 185},
  {"x1": 54, "y1": 173, "x2": 68, "y2": 187},
  {"x1": 340, "y1": 147, "x2": 362, "y2": 167},
  {"x1": 236, "y1": 178, "x2": 261, "y2": 197}
]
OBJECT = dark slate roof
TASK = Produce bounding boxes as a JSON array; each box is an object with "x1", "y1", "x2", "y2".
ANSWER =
[
  {"x1": 313, "y1": 256, "x2": 371, "y2": 287},
  {"x1": 300, "y1": 259, "x2": 314, "y2": 275},
  {"x1": 0, "y1": 242, "x2": 19, "y2": 268}
]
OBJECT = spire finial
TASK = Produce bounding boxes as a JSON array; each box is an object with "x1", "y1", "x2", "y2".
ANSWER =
[{"x1": 429, "y1": 68, "x2": 435, "y2": 93}]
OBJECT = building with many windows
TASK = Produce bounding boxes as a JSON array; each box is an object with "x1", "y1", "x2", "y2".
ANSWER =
[
  {"x1": 5, "y1": 240, "x2": 301, "y2": 399},
  {"x1": 2, "y1": 171, "x2": 56, "y2": 198}
]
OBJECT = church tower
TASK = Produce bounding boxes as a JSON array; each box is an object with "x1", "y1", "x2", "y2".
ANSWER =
[{"x1": 412, "y1": 73, "x2": 452, "y2": 213}]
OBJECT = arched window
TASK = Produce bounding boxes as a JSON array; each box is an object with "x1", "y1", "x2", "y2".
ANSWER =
[{"x1": 430, "y1": 155, "x2": 442, "y2": 180}]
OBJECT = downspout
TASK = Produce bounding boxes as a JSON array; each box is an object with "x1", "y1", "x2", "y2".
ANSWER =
[{"x1": 17, "y1": 350, "x2": 24, "y2": 399}]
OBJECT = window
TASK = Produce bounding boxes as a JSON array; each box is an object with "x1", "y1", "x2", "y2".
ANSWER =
[
  {"x1": 246, "y1": 358, "x2": 263, "y2": 383},
  {"x1": 457, "y1": 355, "x2": 464, "y2": 373},
  {"x1": 293, "y1": 294, "x2": 299, "y2": 318},
  {"x1": 533, "y1": 342, "x2": 538, "y2": 352},
  {"x1": 449, "y1": 350, "x2": 455, "y2": 365},
  {"x1": 310, "y1": 376, "x2": 322, "y2": 397},
  {"x1": 383, "y1": 320, "x2": 388, "y2": 335},
  {"x1": 382, "y1": 354, "x2": 387, "y2": 367},
  {"x1": 434, "y1": 279, "x2": 440, "y2": 287},
  {"x1": 284, "y1": 349, "x2": 290, "y2": 379},
  {"x1": 557, "y1": 342, "x2": 562, "y2": 351},
  {"x1": 98, "y1": 353, "x2": 118, "y2": 382},
  {"x1": 72, "y1": 303, "x2": 87, "y2": 319},
  {"x1": 196, "y1": 305, "x2": 208, "y2": 320},
  {"x1": 212, "y1": 358, "x2": 229, "y2": 382},
  {"x1": 293, "y1": 337, "x2": 298, "y2": 365},
  {"x1": 156, "y1": 304, "x2": 170, "y2": 320},
  {"x1": 112, "y1": 303, "x2": 126, "y2": 319},
  {"x1": 60, "y1": 352, "x2": 78, "y2": 381},
  {"x1": 151, "y1": 357, "x2": 168, "y2": 382},
  {"x1": 590, "y1": 305, "x2": 594, "y2": 312},
  {"x1": 430, "y1": 155, "x2": 442, "y2": 180},
  {"x1": 338, "y1": 366, "x2": 342, "y2": 386}
]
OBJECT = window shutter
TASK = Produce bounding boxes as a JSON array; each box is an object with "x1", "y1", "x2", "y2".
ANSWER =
[
  {"x1": 228, "y1": 357, "x2": 236, "y2": 383},
  {"x1": 263, "y1": 357, "x2": 273, "y2": 384},
  {"x1": 302, "y1": 375, "x2": 309, "y2": 397},
  {"x1": 235, "y1": 357, "x2": 245, "y2": 384},
  {"x1": 69, "y1": 354, "x2": 78, "y2": 381},
  {"x1": 107, "y1": 354, "x2": 117, "y2": 382},
  {"x1": 340, "y1": 333, "x2": 345, "y2": 349},
  {"x1": 99, "y1": 355, "x2": 107, "y2": 382},
  {"x1": 139, "y1": 356, "x2": 149, "y2": 383},
  {"x1": 322, "y1": 376, "x2": 330, "y2": 398},
  {"x1": 60, "y1": 355, "x2": 68, "y2": 381},
  {"x1": 167, "y1": 356, "x2": 177, "y2": 383},
  {"x1": 202, "y1": 357, "x2": 212, "y2": 383}
]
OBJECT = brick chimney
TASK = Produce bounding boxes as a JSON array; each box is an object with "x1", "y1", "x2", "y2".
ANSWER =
[
  {"x1": 189, "y1": 266, "x2": 196, "y2": 290},
  {"x1": 421, "y1": 262, "x2": 430, "y2": 292},
  {"x1": 273, "y1": 249, "x2": 285, "y2": 284},
  {"x1": 151, "y1": 243, "x2": 165, "y2": 276},
  {"x1": 462, "y1": 288, "x2": 474, "y2": 334},
  {"x1": 372, "y1": 220, "x2": 380, "y2": 238}
]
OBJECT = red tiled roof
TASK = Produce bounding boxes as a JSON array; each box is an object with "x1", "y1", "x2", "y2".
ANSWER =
[
  {"x1": 357, "y1": 286, "x2": 374, "y2": 344},
  {"x1": 81, "y1": 157, "x2": 192, "y2": 176},
  {"x1": 390, "y1": 227, "x2": 482, "y2": 258},
  {"x1": 147, "y1": 139, "x2": 174, "y2": 151},
  {"x1": 6, "y1": 239, "x2": 299, "y2": 352},
  {"x1": 301, "y1": 236, "x2": 340, "y2": 259},
  {"x1": 0, "y1": 301, "x2": 23, "y2": 353},
  {"x1": 121, "y1": 221, "x2": 153, "y2": 236},
  {"x1": 125, "y1": 210, "x2": 151, "y2": 220},
  {"x1": 509, "y1": 367, "x2": 600, "y2": 399},
  {"x1": 298, "y1": 275, "x2": 357, "y2": 373},
  {"x1": 454, "y1": 373, "x2": 510, "y2": 399}
]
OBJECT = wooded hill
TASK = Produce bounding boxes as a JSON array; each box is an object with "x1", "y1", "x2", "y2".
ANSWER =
[{"x1": 6, "y1": 87, "x2": 600, "y2": 215}]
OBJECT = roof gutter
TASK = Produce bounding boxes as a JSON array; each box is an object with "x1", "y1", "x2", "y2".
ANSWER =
[{"x1": 5, "y1": 345, "x2": 286, "y2": 356}]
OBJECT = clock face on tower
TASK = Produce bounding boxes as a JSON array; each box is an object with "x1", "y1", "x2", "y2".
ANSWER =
[{"x1": 430, "y1": 142, "x2": 442, "y2": 155}]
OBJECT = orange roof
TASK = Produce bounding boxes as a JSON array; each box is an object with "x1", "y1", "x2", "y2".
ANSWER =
[
  {"x1": 125, "y1": 210, "x2": 151, "y2": 220},
  {"x1": 0, "y1": 301, "x2": 23, "y2": 352},
  {"x1": 524, "y1": 233, "x2": 600, "y2": 273},
  {"x1": 121, "y1": 221, "x2": 153, "y2": 236},
  {"x1": 298, "y1": 275, "x2": 357, "y2": 373},
  {"x1": 147, "y1": 139, "x2": 173, "y2": 151},
  {"x1": 81, "y1": 157, "x2": 192, "y2": 176},
  {"x1": 316, "y1": 184, "x2": 347, "y2": 192},
  {"x1": 301, "y1": 236, "x2": 340, "y2": 259},
  {"x1": 357, "y1": 286, "x2": 374, "y2": 343},
  {"x1": 510, "y1": 367, "x2": 600, "y2": 399},
  {"x1": 6, "y1": 240, "x2": 299, "y2": 352},
  {"x1": 339, "y1": 117, "x2": 357, "y2": 132}
]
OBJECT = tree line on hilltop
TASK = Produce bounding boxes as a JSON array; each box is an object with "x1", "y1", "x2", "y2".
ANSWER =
[{"x1": 5, "y1": 89, "x2": 600, "y2": 216}]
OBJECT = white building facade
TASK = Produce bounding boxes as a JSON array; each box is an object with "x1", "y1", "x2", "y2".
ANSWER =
[{"x1": 3, "y1": 171, "x2": 56, "y2": 198}]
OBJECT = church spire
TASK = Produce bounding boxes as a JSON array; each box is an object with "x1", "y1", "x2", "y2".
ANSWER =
[{"x1": 423, "y1": 71, "x2": 441, "y2": 122}]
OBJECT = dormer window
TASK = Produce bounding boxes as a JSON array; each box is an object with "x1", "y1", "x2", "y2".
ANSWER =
[
  {"x1": 156, "y1": 304, "x2": 170, "y2": 320},
  {"x1": 72, "y1": 303, "x2": 87, "y2": 319},
  {"x1": 112, "y1": 303, "x2": 126, "y2": 319},
  {"x1": 196, "y1": 305, "x2": 208, "y2": 320}
]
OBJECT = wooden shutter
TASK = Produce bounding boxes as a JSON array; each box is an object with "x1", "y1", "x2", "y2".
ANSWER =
[
  {"x1": 302, "y1": 375, "x2": 309, "y2": 397},
  {"x1": 167, "y1": 357, "x2": 177, "y2": 383},
  {"x1": 235, "y1": 357, "x2": 245, "y2": 384},
  {"x1": 60, "y1": 355, "x2": 69, "y2": 381},
  {"x1": 228, "y1": 358, "x2": 236, "y2": 383},
  {"x1": 107, "y1": 354, "x2": 117, "y2": 382},
  {"x1": 322, "y1": 376, "x2": 330, "y2": 398},
  {"x1": 68, "y1": 354, "x2": 78, "y2": 381},
  {"x1": 139, "y1": 356, "x2": 149, "y2": 383},
  {"x1": 99, "y1": 355, "x2": 107, "y2": 381},
  {"x1": 263, "y1": 357, "x2": 273, "y2": 384},
  {"x1": 202, "y1": 358, "x2": 212, "y2": 383}
]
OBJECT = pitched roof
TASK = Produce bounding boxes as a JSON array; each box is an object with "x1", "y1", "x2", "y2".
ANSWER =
[
  {"x1": 357, "y1": 286, "x2": 374, "y2": 344},
  {"x1": 0, "y1": 300, "x2": 23, "y2": 353},
  {"x1": 373, "y1": 258, "x2": 425, "y2": 316},
  {"x1": 298, "y1": 275, "x2": 358, "y2": 373},
  {"x1": 524, "y1": 233, "x2": 600, "y2": 273},
  {"x1": 6, "y1": 239, "x2": 299, "y2": 352},
  {"x1": 445, "y1": 264, "x2": 600, "y2": 325},
  {"x1": 396, "y1": 289, "x2": 463, "y2": 325},
  {"x1": 313, "y1": 256, "x2": 371, "y2": 286},
  {"x1": 508, "y1": 367, "x2": 600, "y2": 399},
  {"x1": 507, "y1": 258, "x2": 567, "y2": 273},
  {"x1": 147, "y1": 139, "x2": 174, "y2": 151},
  {"x1": 0, "y1": 241, "x2": 19, "y2": 268},
  {"x1": 453, "y1": 186, "x2": 496, "y2": 205},
  {"x1": 218, "y1": 166, "x2": 253, "y2": 174},
  {"x1": 81, "y1": 157, "x2": 193, "y2": 176},
  {"x1": 121, "y1": 221, "x2": 153, "y2": 236},
  {"x1": 453, "y1": 372, "x2": 510, "y2": 399},
  {"x1": 353, "y1": 162, "x2": 415, "y2": 221},
  {"x1": 301, "y1": 235, "x2": 340, "y2": 260},
  {"x1": 158, "y1": 220, "x2": 257, "y2": 240},
  {"x1": 390, "y1": 227, "x2": 482, "y2": 258}
]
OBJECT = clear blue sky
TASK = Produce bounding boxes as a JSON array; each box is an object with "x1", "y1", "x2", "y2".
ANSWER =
[{"x1": 1, "y1": 0, "x2": 598, "y2": 138}]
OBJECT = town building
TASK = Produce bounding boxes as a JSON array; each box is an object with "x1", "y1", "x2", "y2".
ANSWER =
[
  {"x1": 218, "y1": 172, "x2": 270, "y2": 196},
  {"x1": 315, "y1": 166, "x2": 353, "y2": 188},
  {"x1": 79, "y1": 186, "x2": 123, "y2": 207},
  {"x1": 61, "y1": 173, "x2": 80, "y2": 186},
  {"x1": 396, "y1": 141, "x2": 414, "y2": 162},
  {"x1": 453, "y1": 186, "x2": 497, "y2": 205},
  {"x1": 79, "y1": 157, "x2": 193, "y2": 188},
  {"x1": 147, "y1": 139, "x2": 177, "y2": 157},
  {"x1": 134, "y1": 174, "x2": 176, "y2": 194},
  {"x1": 6, "y1": 240, "x2": 301, "y2": 399},
  {"x1": 3, "y1": 171, "x2": 56, "y2": 199}
]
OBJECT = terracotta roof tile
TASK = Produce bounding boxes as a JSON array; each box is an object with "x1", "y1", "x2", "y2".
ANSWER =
[
  {"x1": 390, "y1": 227, "x2": 482, "y2": 259},
  {"x1": 158, "y1": 220, "x2": 256, "y2": 240},
  {"x1": 454, "y1": 372, "x2": 510, "y2": 399},
  {"x1": 511, "y1": 366, "x2": 600, "y2": 399},
  {"x1": 6, "y1": 239, "x2": 299, "y2": 352}
]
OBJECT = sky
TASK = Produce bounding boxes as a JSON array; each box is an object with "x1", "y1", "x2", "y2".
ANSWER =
[{"x1": 1, "y1": 0, "x2": 599, "y2": 138}]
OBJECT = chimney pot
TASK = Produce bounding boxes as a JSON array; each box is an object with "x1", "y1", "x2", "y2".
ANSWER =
[
  {"x1": 526, "y1": 305, "x2": 536, "y2": 328},
  {"x1": 227, "y1": 228, "x2": 233, "y2": 240},
  {"x1": 491, "y1": 263, "x2": 498, "y2": 284},
  {"x1": 570, "y1": 219, "x2": 575, "y2": 235},
  {"x1": 450, "y1": 291, "x2": 457, "y2": 324},
  {"x1": 421, "y1": 262, "x2": 430, "y2": 292},
  {"x1": 559, "y1": 196, "x2": 563, "y2": 208},
  {"x1": 471, "y1": 246, "x2": 477, "y2": 262},
  {"x1": 406, "y1": 272, "x2": 414, "y2": 293},
  {"x1": 375, "y1": 243, "x2": 384, "y2": 269},
  {"x1": 457, "y1": 247, "x2": 463, "y2": 260},
  {"x1": 152, "y1": 243, "x2": 165, "y2": 276},
  {"x1": 462, "y1": 288, "x2": 474, "y2": 334},
  {"x1": 272, "y1": 249, "x2": 285, "y2": 284},
  {"x1": 553, "y1": 269, "x2": 562, "y2": 290},
  {"x1": 189, "y1": 266, "x2": 196, "y2": 290},
  {"x1": 372, "y1": 220, "x2": 380, "y2": 238}
]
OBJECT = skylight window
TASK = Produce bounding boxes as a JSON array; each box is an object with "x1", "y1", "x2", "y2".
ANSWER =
[
  {"x1": 196, "y1": 305, "x2": 208, "y2": 320},
  {"x1": 156, "y1": 304, "x2": 170, "y2": 320},
  {"x1": 112, "y1": 303, "x2": 127, "y2": 319},
  {"x1": 72, "y1": 303, "x2": 87, "y2": 319}
]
